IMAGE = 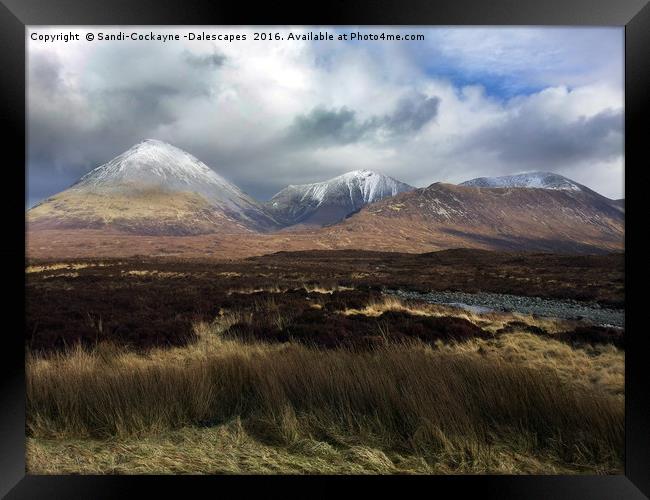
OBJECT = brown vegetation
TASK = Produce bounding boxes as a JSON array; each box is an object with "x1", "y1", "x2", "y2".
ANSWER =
[
  {"x1": 25, "y1": 250, "x2": 624, "y2": 354},
  {"x1": 25, "y1": 250, "x2": 625, "y2": 474},
  {"x1": 27, "y1": 331, "x2": 623, "y2": 474}
]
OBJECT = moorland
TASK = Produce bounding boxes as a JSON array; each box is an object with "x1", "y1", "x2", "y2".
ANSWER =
[{"x1": 26, "y1": 249, "x2": 625, "y2": 474}]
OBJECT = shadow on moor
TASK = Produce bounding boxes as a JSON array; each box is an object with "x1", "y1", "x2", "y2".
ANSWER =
[{"x1": 26, "y1": 248, "x2": 624, "y2": 353}]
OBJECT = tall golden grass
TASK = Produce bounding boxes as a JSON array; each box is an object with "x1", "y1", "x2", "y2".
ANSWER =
[{"x1": 27, "y1": 335, "x2": 623, "y2": 471}]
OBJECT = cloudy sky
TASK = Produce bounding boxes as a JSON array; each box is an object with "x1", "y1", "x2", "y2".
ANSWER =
[{"x1": 27, "y1": 26, "x2": 624, "y2": 207}]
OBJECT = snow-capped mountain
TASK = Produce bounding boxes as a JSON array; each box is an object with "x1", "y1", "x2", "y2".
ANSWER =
[
  {"x1": 460, "y1": 171, "x2": 623, "y2": 213},
  {"x1": 266, "y1": 169, "x2": 414, "y2": 227},
  {"x1": 74, "y1": 139, "x2": 275, "y2": 223},
  {"x1": 460, "y1": 172, "x2": 586, "y2": 192},
  {"x1": 28, "y1": 140, "x2": 279, "y2": 234}
]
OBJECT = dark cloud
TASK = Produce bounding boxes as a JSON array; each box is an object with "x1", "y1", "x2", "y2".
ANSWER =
[
  {"x1": 27, "y1": 45, "x2": 226, "y2": 204},
  {"x1": 381, "y1": 93, "x2": 441, "y2": 134},
  {"x1": 100, "y1": 85, "x2": 179, "y2": 128},
  {"x1": 287, "y1": 93, "x2": 440, "y2": 147},
  {"x1": 465, "y1": 108, "x2": 623, "y2": 167},
  {"x1": 289, "y1": 107, "x2": 368, "y2": 145},
  {"x1": 183, "y1": 51, "x2": 226, "y2": 68},
  {"x1": 27, "y1": 82, "x2": 180, "y2": 184}
]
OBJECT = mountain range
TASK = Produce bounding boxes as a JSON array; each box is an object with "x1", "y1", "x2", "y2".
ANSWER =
[
  {"x1": 26, "y1": 140, "x2": 624, "y2": 256},
  {"x1": 318, "y1": 181, "x2": 623, "y2": 253}
]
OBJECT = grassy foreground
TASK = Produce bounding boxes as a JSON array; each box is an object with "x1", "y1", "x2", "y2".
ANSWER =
[{"x1": 27, "y1": 308, "x2": 624, "y2": 474}]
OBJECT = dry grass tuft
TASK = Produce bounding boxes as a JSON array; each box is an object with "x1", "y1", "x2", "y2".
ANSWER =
[
  {"x1": 227, "y1": 283, "x2": 354, "y2": 296},
  {"x1": 343, "y1": 295, "x2": 577, "y2": 335},
  {"x1": 27, "y1": 328, "x2": 623, "y2": 474},
  {"x1": 441, "y1": 333, "x2": 624, "y2": 397},
  {"x1": 26, "y1": 292, "x2": 624, "y2": 475},
  {"x1": 121, "y1": 270, "x2": 186, "y2": 278},
  {"x1": 26, "y1": 262, "x2": 112, "y2": 273}
]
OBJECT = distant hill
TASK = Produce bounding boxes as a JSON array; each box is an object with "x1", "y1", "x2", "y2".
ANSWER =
[{"x1": 317, "y1": 181, "x2": 624, "y2": 254}]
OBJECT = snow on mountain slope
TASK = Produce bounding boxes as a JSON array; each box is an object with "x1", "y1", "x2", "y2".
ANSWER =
[
  {"x1": 74, "y1": 139, "x2": 274, "y2": 222},
  {"x1": 266, "y1": 169, "x2": 414, "y2": 227},
  {"x1": 28, "y1": 140, "x2": 279, "y2": 234},
  {"x1": 460, "y1": 171, "x2": 624, "y2": 213},
  {"x1": 460, "y1": 172, "x2": 585, "y2": 191}
]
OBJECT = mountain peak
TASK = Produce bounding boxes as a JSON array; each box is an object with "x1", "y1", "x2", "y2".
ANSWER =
[
  {"x1": 266, "y1": 170, "x2": 414, "y2": 227},
  {"x1": 460, "y1": 171, "x2": 584, "y2": 191},
  {"x1": 122, "y1": 138, "x2": 186, "y2": 158},
  {"x1": 74, "y1": 140, "x2": 231, "y2": 197},
  {"x1": 42, "y1": 140, "x2": 281, "y2": 233},
  {"x1": 341, "y1": 169, "x2": 376, "y2": 177}
]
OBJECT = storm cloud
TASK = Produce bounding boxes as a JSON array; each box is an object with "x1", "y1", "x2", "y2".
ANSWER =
[
  {"x1": 465, "y1": 108, "x2": 623, "y2": 167},
  {"x1": 383, "y1": 93, "x2": 441, "y2": 135},
  {"x1": 287, "y1": 93, "x2": 440, "y2": 147},
  {"x1": 289, "y1": 107, "x2": 367, "y2": 145},
  {"x1": 27, "y1": 27, "x2": 624, "y2": 206}
]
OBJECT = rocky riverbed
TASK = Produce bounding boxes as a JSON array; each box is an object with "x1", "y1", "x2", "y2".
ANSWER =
[{"x1": 385, "y1": 289, "x2": 624, "y2": 328}]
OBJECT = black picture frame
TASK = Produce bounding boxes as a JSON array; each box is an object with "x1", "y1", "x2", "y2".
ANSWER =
[{"x1": 2, "y1": 0, "x2": 647, "y2": 497}]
